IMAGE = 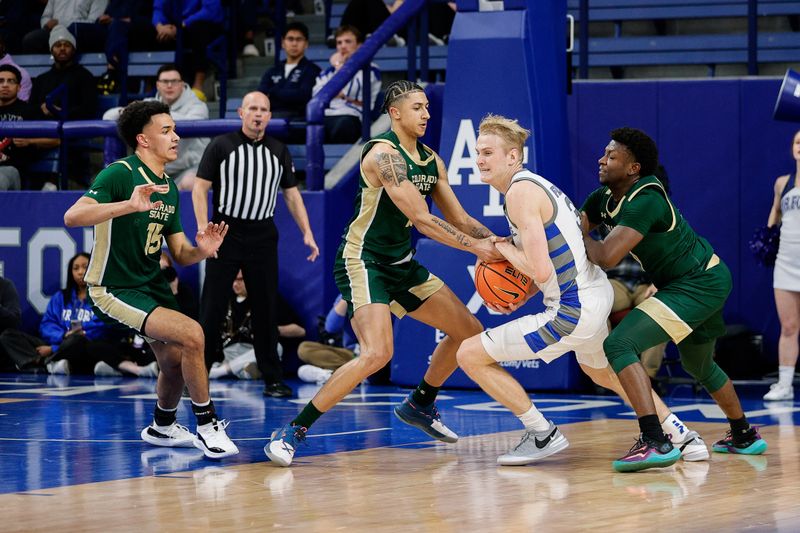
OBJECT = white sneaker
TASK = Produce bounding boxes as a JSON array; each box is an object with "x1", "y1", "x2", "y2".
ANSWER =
[
  {"x1": 195, "y1": 419, "x2": 239, "y2": 459},
  {"x1": 297, "y1": 364, "x2": 333, "y2": 384},
  {"x1": 497, "y1": 421, "x2": 569, "y2": 466},
  {"x1": 141, "y1": 422, "x2": 195, "y2": 448},
  {"x1": 241, "y1": 43, "x2": 260, "y2": 57},
  {"x1": 764, "y1": 382, "x2": 794, "y2": 401},
  {"x1": 673, "y1": 430, "x2": 709, "y2": 461},
  {"x1": 94, "y1": 361, "x2": 122, "y2": 376},
  {"x1": 47, "y1": 359, "x2": 70, "y2": 375},
  {"x1": 139, "y1": 361, "x2": 159, "y2": 378}
]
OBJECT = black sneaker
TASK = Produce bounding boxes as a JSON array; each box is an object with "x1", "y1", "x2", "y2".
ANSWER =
[
  {"x1": 263, "y1": 381, "x2": 293, "y2": 398},
  {"x1": 317, "y1": 315, "x2": 343, "y2": 347},
  {"x1": 96, "y1": 69, "x2": 118, "y2": 95}
]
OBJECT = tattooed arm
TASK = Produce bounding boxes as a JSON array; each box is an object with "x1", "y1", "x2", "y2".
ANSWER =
[
  {"x1": 362, "y1": 144, "x2": 501, "y2": 262},
  {"x1": 430, "y1": 153, "x2": 494, "y2": 240}
]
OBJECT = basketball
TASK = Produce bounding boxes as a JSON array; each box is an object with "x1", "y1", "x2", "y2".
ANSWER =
[{"x1": 474, "y1": 260, "x2": 537, "y2": 307}]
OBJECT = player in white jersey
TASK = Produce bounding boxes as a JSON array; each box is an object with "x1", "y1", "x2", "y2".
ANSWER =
[{"x1": 456, "y1": 115, "x2": 707, "y2": 465}]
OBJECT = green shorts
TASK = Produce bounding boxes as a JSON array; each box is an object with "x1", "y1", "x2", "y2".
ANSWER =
[
  {"x1": 635, "y1": 256, "x2": 731, "y2": 345},
  {"x1": 334, "y1": 254, "x2": 444, "y2": 318},
  {"x1": 88, "y1": 275, "x2": 180, "y2": 334}
]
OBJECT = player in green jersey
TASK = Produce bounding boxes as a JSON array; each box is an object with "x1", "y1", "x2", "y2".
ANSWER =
[
  {"x1": 580, "y1": 127, "x2": 766, "y2": 472},
  {"x1": 265, "y1": 80, "x2": 503, "y2": 467},
  {"x1": 64, "y1": 100, "x2": 238, "y2": 459}
]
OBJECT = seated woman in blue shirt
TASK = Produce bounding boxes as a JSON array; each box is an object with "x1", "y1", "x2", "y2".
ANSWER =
[{"x1": 39, "y1": 252, "x2": 159, "y2": 377}]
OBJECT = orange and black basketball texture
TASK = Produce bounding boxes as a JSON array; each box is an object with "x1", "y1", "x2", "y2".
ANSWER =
[{"x1": 475, "y1": 260, "x2": 535, "y2": 307}]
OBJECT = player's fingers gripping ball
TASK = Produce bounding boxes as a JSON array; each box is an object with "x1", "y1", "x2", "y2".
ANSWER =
[{"x1": 474, "y1": 260, "x2": 538, "y2": 307}]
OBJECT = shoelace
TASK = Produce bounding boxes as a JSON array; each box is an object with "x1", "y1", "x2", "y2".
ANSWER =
[
  {"x1": 278, "y1": 426, "x2": 307, "y2": 452},
  {"x1": 512, "y1": 432, "x2": 532, "y2": 451},
  {"x1": 168, "y1": 423, "x2": 191, "y2": 437},
  {"x1": 625, "y1": 436, "x2": 648, "y2": 454}
]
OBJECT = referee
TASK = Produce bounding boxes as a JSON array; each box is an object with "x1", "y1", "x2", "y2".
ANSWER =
[{"x1": 192, "y1": 91, "x2": 319, "y2": 398}]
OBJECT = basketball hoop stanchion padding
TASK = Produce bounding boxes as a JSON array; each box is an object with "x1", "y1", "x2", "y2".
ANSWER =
[
  {"x1": 437, "y1": 1, "x2": 570, "y2": 236},
  {"x1": 391, "y1": 239, "x2": 581, "y2": 391}
]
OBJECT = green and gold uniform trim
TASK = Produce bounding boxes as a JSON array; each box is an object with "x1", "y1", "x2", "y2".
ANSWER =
[{"x1": 89, "y1": 286, "x2": 149, "y2": 332}]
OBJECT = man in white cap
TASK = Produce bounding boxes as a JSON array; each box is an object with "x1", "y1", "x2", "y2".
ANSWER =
[{"x1": 29, "y1": 24, "x2": 97, "y2": 120}]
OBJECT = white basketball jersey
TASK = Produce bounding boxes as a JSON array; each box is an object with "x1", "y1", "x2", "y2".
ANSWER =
[{"x1": 505, "y1": 170, "x2": 607, "y2": 295}]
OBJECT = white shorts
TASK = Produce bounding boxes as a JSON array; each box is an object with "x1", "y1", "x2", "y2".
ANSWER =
[{"x1": 480, "y1": 281, "x2": 613, "y2": 369}]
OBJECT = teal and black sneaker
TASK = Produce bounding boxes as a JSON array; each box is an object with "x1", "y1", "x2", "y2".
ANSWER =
[
  {"x1": 264, "y1": 422, "x2": 307, "y2": 467},
  {"x1": 393, "y1": 396, "x2": 458, "y2": 443},
  {"x1": 712, "y1": 428, "x2": 768, "y2": 455},
  {"x1": 613, "y1": 434, "x2": 681, "y2": 473}
]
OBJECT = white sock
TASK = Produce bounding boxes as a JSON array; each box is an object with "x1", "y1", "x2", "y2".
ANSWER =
[
  {"x1": 778, "y1": 365, "x2": 795, "y2": 387},
  {"x1": 661, "y1": 412, "x2": 688, "y2": 442},
  {"x1": 517, "y1": 404, "x2": 550, "y2": 432}
]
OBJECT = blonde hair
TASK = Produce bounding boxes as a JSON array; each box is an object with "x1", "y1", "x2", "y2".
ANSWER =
[{"x1": 478, "y1": 114, "x2": 530, "y2": 155}]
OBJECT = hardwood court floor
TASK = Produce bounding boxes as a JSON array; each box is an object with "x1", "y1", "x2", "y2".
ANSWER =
[{"x1": 1, "y1": 374, "x2": 798, "y2": 532}]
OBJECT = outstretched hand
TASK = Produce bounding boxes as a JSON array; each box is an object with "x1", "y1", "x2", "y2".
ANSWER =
[
  {"x1": 128, "y1": 184, "x2": 169, "y2": 213},
  {"x1": 196, "y1": 221, "x2": 228, "y2": 258}
]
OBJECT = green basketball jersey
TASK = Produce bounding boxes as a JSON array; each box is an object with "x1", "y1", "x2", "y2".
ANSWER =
[
  {"x1": 83, "y1": 154, "x2": 183, "y2": 288},
  {"x1": 581, "y1": 175, "x2": 716, "y2": 288},
  {"x1": 340, "y1": 130, "x2": 439, "y2": 263}
]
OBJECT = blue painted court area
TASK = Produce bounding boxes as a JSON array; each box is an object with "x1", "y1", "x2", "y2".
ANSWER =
[{"x1": 1, "y1": 373, "x2": 797, "y2": 494}]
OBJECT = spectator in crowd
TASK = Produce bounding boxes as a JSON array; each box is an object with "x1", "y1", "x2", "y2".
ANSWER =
[
  {"x1": 104, "y1": 64, "x2": 209, "y2": 191},
  {"x1": 39, "y1": 252, "x2": 160, "y2": 377},
  {"x1": 192, "y1": 91, "x2": 319, "y2": 398},
  {"x1": 0, "y1": 274, "x2": 24, "y2": 371},
  {"x1": 312, "y1": 25, "x2": 381, "y2": 143},
  {"x1": 0, "y1": 0, "x2": 45, "y2": 54},
  {"x1": 332, "y1": 0, "x2": 456, "y2": 47},
  {"x1": 65, "y1": 0, "x2": 155, "y2": 94},
  {"x1": 297, "y1": 295, "x2": 358, "y2": 385},
  {"x1": 29, "y1": 25, "x2": 98, "y2": 120},
  {"x1": 0, "y1": 65, "x2": 59, "y2": 191},
  {"x1": 0, "y1": 35, "x2": 32, "y2": 101},
  {"x1": 763, "y1": 129, "x2": 800, "y2": 401},
  {"x1": 237, "y1": 0, "x2": 261, "y2": 57},
  {"x1": 152, "y1": 0, "x2": 224, "y2": 102},
  {"x1": 159, "y1": 251, "x2": 198, "y2": 320},
  {"x1": 257, "y1": 22, "x2": 320, "y2": 121},
  {"x1": 209, "y1": 272, "x2": 305, "y2": 380},
  {"x1": 22, "y1": 0, "x2": 107, "y2": 54}
]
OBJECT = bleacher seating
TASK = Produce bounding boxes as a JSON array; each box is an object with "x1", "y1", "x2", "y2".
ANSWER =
[
  {"x1": 16, "y1": 51, "x2": 175, "y2": 84},
  {"x1": 566, "y1": 0, "x2": 800, "y2": 23},
  {"x1": 289, "y1": 143, "x2": 351, "y2": 172},
  {"x1": 574, "y1": 32, "x2": 800, "y2": 71},
  {"x1": 567, "y1": 0, "x2": 800, "y2": 74},
  {"x1": 304, "y1": 44, "x2": 447, "y2": 73}
]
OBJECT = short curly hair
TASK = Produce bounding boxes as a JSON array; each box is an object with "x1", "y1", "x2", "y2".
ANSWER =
[
  {"x1": 610, "y1": 127, "x2": 659, "y2": 178},
  {"x1": 117, "y1": 100, "x2": 171, "y2": 149}
]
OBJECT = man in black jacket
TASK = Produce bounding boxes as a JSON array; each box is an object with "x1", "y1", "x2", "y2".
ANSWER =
[
  {"x1": 29, "y1": 25, "x2": 97, "y2": 120},
  {"x1": 256, "y1": 22, "x2": 320, "y2": 125}
]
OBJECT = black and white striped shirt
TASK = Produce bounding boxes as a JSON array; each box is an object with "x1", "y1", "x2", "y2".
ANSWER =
[{"x1": 197, "y1": 130, "x2": 297, "y2": 221}]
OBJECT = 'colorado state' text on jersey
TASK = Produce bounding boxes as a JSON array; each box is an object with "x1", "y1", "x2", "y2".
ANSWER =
[
  {"x1": 83, "y1": 155, "x2": 183, "y2": 288},
  {"x1": 340, "y1": 130, "x2": 439, "y2": 263},
  {"x1": 581, "y1": 175, "x2": 716, "y2": 288},
  {"x1": 505, "y1": 171, "x2": 608, "y2": 352}
]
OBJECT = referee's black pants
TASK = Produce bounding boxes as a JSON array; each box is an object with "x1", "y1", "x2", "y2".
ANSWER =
[{"x1": 200, "y1": 218, "x2": 283, "y2": 386}]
